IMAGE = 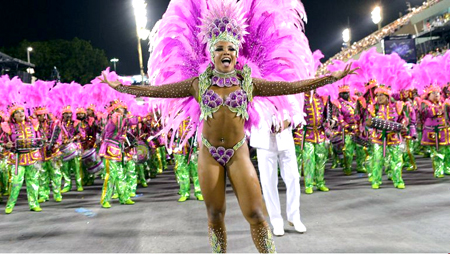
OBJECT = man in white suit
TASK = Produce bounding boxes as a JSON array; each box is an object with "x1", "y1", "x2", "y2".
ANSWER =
[{"x1": 250, "y1": 96, "x2": 307, "y2": 236}]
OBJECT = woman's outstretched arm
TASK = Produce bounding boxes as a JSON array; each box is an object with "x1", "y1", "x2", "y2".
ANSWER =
[
  {"x1": 100, "y1": 73, "x2": 198, "y2": 98},
  {"x1": 253, "y1": 64, "x2": 357, "y2": 97}
]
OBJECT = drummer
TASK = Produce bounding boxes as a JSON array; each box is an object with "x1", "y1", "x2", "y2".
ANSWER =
[
  {"x1": 75, "y1": 107, "x2": 99, "y2": 186},
  {"x1": 34, "y1": 106, "x2": 63, "y2": 203},
  {"x1": 365, "y1": 85, "x2": 409, "y2": 189},
  {"x1": 60, "y1": 105, "x2": 84, "y2": 193},
  {"x1": 98, "y1": 100, "x2": 142, "y2": 208},
  {"x1": 294, "y1": 90, "x2": 330, "y2": 194},
  {"x1": 0, "y1": 110, "x2": 10, "y2": 198},
  {"x1": 333, "y1": 85, "x2": 362, "y2": 175},
  {"x1": 2, "y1": 104, "x2": 43, "y2": 213}
]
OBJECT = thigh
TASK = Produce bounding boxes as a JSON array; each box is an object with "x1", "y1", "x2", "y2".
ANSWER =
[
  {"x1": 198, "y1": 145, "x2": 227, "y2": 218},
  {"x1": 227, "y1": 144, "x2": 265, "y2": 223}
]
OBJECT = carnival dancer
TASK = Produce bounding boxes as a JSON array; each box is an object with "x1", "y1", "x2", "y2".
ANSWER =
[
  {"x1": 0, "y1": 110, "x2": 10, "y2": 197},
  {"x1": 60, "y1": 106, "x2": 83, "y2": 193},
  {"x1": 355, "y1": 79, "x2": 378, "y2": 182},
  {"x1": 136, "y1": 121, "x2": 149, "y2": 187},
  {"x1": 295, "y1": 91, "x2": 330, "y2": 194},
  {"x1": 35, "y1": 106, "x2": 63, "y2": 203},
  {"x1": 123, "y1": 123, "x2": 138, "y2": 198},
  {"x1": 366, "y1": 85, "x2": 409, "y2": 189},
  {"x1": 399, "y1": 89, "x2": 418, "y2": 171},
  {"x1": 154, "y1": 111, "x2": 168, "y2": 174},
  {"x1": 98, "y1": 100, "x2": 141, "y2": 208},
  {"x1": 173, "y1": 119, "x2": 203, "y2": 202},
  {"x1": 251, "y1": 95, "x2": 306, "y2": 236},
  {"x1": 419, "y1": 85, "x2": 450, "y2": 177},
  {"x1": 99, "y1": 0, "x2": 354, "y2": 251},
  {"x1": 75, "y1": 107, "x2": 98, "y2": 186},
  {"x1": 2, "y1": 104, "x2": 42, "y2": 213},
  {"x1": 142, "y1": 113, "x2": 159, "y2": 179},
  {"x1": 353, "y1": 91, "x2": 370, "y2": 174},
  {"x1": 334, "y1": 84, "x2": 362, "y2": 175}
]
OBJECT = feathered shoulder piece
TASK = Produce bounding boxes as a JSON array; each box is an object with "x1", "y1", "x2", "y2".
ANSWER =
[
  {"x1": 331, "y1": 99, "x2": 341, "y2": 109},
  {"x1": 357, "y1": 96, "x2": 367, "y2": 109},
  {"x1": 396, "y1": 101, "x2": 404, "y2": 115},
  {"x1": 88, "y1": 117, "x2": 95, "y2": 127},
  {"x1": 1, "y1": 122, "x2": 11, "y2": 135},
  {"x1": 30, "y1": 118, "x2": 39, "y2": 131}
]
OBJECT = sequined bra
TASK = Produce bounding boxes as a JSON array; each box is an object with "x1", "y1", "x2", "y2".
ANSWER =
[{"x1": 199, "y1": 65, "x2": 253, "y2": 121}]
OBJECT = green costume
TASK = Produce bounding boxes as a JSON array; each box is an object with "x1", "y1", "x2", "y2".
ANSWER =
[
  {"x1": 6, "y1": 165, "x2": 41, "y2": 212},
  {"x1": 173, "y1": 146, "x2": 202, "y2": 201},
  {"x1": 370, "y1": 144, "x2": 404, "y2": 188},
  {"x1": 302, "y1": 142, "x2": 328, "y2": 190},
  {"x1": 124, "y1": 158, "x2": 137, "y2": 197},
  {"x1": 38, "y1": 159, "x2": 62, "y2": 202},
  {"x1": 101, "y1": 159, "x2": 131, "y2": 206},
  {"x1": 61, "y1": 156, "x2": 83, "y2": 192},
  {"x1": 355, "y1": 144, "x2": 368, "y2": 173},
  {"x1": 0, "y1": 158, "x2": 10, "y2": 196}
]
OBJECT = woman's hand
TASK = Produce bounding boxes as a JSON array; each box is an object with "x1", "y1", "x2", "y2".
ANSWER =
[
  {"x1": 330, "y1": 63, "x2": 359, "y2": 80},
  {"x1": 99, "y1": 73, "x2": 122, "y2": 89}
]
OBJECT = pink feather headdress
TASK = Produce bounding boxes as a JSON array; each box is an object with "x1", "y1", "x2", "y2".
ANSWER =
[{"x1": 200, "y1": 0, "x2": 248, "y2": 59}]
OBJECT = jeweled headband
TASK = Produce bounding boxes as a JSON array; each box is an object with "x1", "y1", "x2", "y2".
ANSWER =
[{"x1": 200, "y1": 0, "x2": 248, "y2": 61}]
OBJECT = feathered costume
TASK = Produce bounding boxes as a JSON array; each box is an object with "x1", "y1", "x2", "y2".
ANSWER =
[
  {"x1": 100, "y1": 0, "x2": 342, "y2": 252},
  {"x1": 412, "y1": 52, "x2": 450, "y2": 177},
  {"x1": 101, "y1": 0, "x2": 341, "y2": 153}
]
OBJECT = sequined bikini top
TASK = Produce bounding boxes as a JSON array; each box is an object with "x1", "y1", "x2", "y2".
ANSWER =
[{"x1": 199, "y1": 65, "x2": 253, "y2": 121}]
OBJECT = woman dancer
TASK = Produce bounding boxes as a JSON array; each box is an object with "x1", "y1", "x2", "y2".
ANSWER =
[{"x1": 100, "y1": 0, "x2": 355, "y2": 252}]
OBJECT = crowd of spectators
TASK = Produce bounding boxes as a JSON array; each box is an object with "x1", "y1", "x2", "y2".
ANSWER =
[{"x1": 317, "y1": 0, "x2": 442, "y2": 76}]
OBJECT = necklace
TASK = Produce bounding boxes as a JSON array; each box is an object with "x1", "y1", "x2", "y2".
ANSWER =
[{"x1": 212, "y1": 69, "x2": 239, "y2": 88}]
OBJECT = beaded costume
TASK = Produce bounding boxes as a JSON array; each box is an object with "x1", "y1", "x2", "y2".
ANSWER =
[{"x1": 105, "y1": 0, "x2": 343, "y2": 252}]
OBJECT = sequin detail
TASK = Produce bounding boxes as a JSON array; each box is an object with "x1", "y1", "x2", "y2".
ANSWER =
[
  {"x1": 201, "y1": 89, "x2": 248, "y2": 117},
  {"x1": 251, "y1": 224, "x2": 277, "y2": 253},
  {"x1": 212, "y1": 70, "x2": 240, "y2": 88},
  {"x1": 253, "y1": 75, "x2": 338, "y2": 97},
  {"x1": 208, "y1": 226, "x2": 227, "y2": 253},
  {"x1": 202, "y1": 135, "x2": 246, "y2": 166},
  {"x1": 199, "y1": 65, "x2": 253, "y2": 121}
]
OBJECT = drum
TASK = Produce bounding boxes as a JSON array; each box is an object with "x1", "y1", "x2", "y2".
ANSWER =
[
  {"x1": 60, "y1": 142, "x2": 79, "y2": 161},
  {"x1": 81, "y1": 148, "x2": 104, "y2": 174},
  {"x1": 135, "y1": 141, "x2": 149, "y2": 164}
]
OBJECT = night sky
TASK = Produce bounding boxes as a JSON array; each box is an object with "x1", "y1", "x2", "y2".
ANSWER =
[{"x1": 2, "y1": 0, "x2": 426, "y2": 76}]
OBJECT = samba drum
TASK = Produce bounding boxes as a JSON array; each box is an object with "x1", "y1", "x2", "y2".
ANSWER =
[
  {"x1": 81, "y1": 148, "x2": 104, "y2": 174},
  {"x1": 60, "y1": 142, "x2": 79, "y2": 161},
  {"x1": 135, "y1": 141, "x2": 149, "y2": 164},
  {"x1": 15, "y1": 138, "x2": 44, "y2": 151}
]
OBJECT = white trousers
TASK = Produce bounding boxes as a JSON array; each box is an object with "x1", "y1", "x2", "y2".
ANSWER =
[{"x1": 256, "y1": 140, "x2": 301, "y2": 228}]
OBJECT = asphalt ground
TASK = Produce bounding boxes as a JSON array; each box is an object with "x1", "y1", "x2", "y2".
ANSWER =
[{"x1": 0, "y1": 155, "x2": 449, "y2": 253}]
